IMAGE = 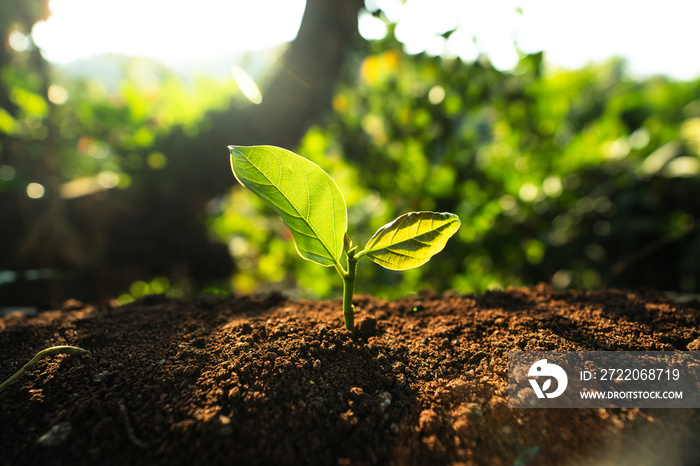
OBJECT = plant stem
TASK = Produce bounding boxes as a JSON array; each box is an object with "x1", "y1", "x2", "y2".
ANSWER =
[
  {"x1": 0, "y1": 345, "x2": 91, "y2": 394},
  {"x1": 342, "y1": 247, "x2": 359, "y2": 333}
]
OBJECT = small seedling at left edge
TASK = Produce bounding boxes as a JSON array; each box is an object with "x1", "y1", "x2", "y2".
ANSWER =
[
  {"x1": 229, "y1": 145, "x2": 461, "y2": 333},
  {"x1": 0, "y1": 346, "x2": 91, "y2": 394}
]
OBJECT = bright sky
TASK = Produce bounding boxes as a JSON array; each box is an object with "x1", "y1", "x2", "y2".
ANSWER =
[
  {"x1": 30, "y1": 0, "x2": 700, "y2": 80},
  {"x1": 32, "y1": 0, "x2": 306, "y2": 63}
]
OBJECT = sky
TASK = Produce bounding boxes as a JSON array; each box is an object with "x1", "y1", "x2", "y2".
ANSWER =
[
  {"x1": 30, "y1": 0, "x2": 700, "y2": 80},
  {"x1": 31, "y1": 0, "x2": 306, "y2": 63}
]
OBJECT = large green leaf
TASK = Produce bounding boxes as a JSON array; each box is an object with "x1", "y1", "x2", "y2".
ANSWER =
[
  {"x1": 229, "y1": 145, "x2": 347, "y2": 267},
  {"x1": 364, "y1": 211, "x2": 461, "y2": 270}
]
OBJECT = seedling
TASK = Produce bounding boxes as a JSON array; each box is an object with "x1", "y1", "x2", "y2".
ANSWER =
[
  {"x1": 0, "y1": 345, "x2": 90, "y2": 394},
  {"x1": 229, "y1": 145, "x2": 460, "y2": 333}
]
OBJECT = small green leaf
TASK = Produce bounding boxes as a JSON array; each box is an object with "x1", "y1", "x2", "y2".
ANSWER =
[
  {"x1": 229, "y1": 145, "x2": 347, "y2": 267},
  {"x1": 364, "y1": 211, "x2": 461, "y2": 270}
]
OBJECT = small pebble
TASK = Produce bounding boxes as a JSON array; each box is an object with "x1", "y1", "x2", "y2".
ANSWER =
[
  {"x1": 37, "y1": 421, "x2": 72, "y2": 447},
  {"x1": 378, "y1": 391, "x2": 392, "y2": 412},
  {"x1": 93, "y1": 370, "x2": 110, "y2": 383}
]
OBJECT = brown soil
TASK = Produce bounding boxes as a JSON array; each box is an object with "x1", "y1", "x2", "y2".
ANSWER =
[{"x1": 1, "y1": 284, "x2": 700, "y2": 465}]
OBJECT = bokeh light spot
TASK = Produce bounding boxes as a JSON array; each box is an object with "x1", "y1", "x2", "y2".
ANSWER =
[
  {"x1": 47, "y1": 84, "x2": 69, "y2": 104},
  {"x1": 26, "y1": 182, "x2": 45, "y2": 199},
  {"x1": 0, "y1": 165, "x2": 16, "y2": 181},
  {"x1": 428, "y1": 85, "x2": 446, "y2": 105}
]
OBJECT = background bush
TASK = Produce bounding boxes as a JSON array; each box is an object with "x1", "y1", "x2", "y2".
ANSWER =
[{"x1": 2, "y1": 1, "x2": 699, "y2": 305}]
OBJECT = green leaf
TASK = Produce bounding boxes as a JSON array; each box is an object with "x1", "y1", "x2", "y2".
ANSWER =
[
  {"x1": 229, "y1": 145, "x2": 347, "y2": 267},
  {"x1": 364, "y1": 211, "x2": 461, "y2": 270}
]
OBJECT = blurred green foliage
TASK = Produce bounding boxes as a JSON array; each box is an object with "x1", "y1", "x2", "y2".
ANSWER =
[
  {"x1": 116, "y1": 276, "x2": 178, "y2": 305},
  {"x1": 1, "y1": 55, "x2": 239, "y2": 192},
  {"x1": 211, "y1": 41, "x2": 700, "y2": 298},
  {"x1": 2, "y1": 3, "x2": 700, "y2": 302}
]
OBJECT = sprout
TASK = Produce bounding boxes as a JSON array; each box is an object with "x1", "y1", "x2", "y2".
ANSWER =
[
  {"x1": 230, "y1": 145, "x2": 460, "y2": 333},
  {"x1": 0, "y1": 346, "x2": 90, "y2": 394}
]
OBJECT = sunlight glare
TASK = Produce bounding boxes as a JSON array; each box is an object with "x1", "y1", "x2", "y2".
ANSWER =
[
  {"x1": 32, "y1": 0, "x2": 306, "y2": 64},
  {"x1": 231, "y1": 65, "x2": 263, "y2": 104},
  {"x1": 516, "y1": 0, "x2": 700, "y2": 79},
  {"x1": 28, "y1": 0, "x2": 700, "y2": 79},
  {"x1": 367, "y1": 0, "x2": 700, "y2": 78}
]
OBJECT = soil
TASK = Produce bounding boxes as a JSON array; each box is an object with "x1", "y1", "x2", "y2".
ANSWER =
[{"x1": 1, "y1": 283, "x2": 700, "y2": 466}]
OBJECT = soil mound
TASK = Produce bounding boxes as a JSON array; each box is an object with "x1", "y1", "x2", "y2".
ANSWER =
[{"x1": 2, "y1": 284, "x2": 699, "y2": 465}]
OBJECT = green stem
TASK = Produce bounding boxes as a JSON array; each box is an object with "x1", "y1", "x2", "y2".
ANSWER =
[
  {"x1": 0, "y1": 345, "x2": 91, "y2": 394},
  {"x1": 342, "y1": 247, "x2": 359, "y2": 333}
]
